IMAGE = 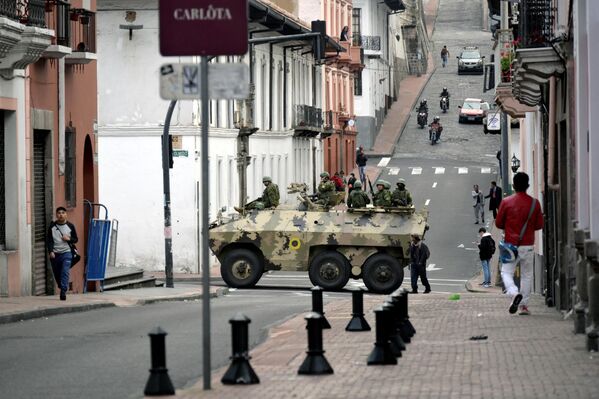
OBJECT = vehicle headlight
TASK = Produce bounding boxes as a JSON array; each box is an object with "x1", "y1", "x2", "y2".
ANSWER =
[
  {"x1": 458, "y1": 60, "x2": 464, "y2": 65},
  {"x1": 477, "y1": 60, "x2": 483, "y2": 65}
]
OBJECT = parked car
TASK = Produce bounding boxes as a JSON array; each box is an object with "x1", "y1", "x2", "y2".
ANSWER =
[
  {"x1": 458, "y1": 98, "x2": 489, "y2": 123},
  {"x1": 457, "y1": 46, "x2": 485, "y2": 75}
]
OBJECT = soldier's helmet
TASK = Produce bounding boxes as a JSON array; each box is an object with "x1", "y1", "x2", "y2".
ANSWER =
[
  {"x1": 375, "y1": 179, "x2": 385, "y2": 187},
  {"x1": 434, "y1": 116, "x2": 440, "y2": 122},
  {"x1": 397, "y1": 178, "x2": 406, "y2": 185},
  {"x1": 354, "y1": 181, "x2": 362, "y2": 188},
  {"x1": 383, "y1": 180, "x2": 391, "y2": 190},
  {"x1": 320, "y1": 172, "x2": 330, "y2": 179},
  {"x1": 262, "y1": 176, "x2": 272, "y2": 183}
]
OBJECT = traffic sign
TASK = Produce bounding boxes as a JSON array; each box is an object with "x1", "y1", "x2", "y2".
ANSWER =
[
  {"x1": 159, "y1": 0, "x2": 248, "y2": 56},
  {"x1": 160, "y1": 63, "x2": 250, "y2": 100}
]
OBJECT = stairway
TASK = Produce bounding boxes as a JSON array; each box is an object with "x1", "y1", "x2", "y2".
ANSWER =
[{"x1": 103, "y1": 266, "x2": 164, "y2": 291}]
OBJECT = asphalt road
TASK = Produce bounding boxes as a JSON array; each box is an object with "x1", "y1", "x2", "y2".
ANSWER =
[{"x1": 0, "y1": 289, "x2": 342, "y2": 399}]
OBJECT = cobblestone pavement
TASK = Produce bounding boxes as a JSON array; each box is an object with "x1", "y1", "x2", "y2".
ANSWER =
[{"x1": 178, "y1": 293, "x2": 599, "y2": 399}]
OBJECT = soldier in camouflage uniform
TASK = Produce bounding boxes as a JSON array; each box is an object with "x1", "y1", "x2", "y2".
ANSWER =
[
  {"x1": 235, "y1": 176, "x2": 280, "y2": 213},
  {"x1": 373, "y1": 179, "x2": 393, "y2": 207},
  {"x1": 315, "y1": 172, "x2": 336, "y2": 206},
  {"x1": 392, "y1": 178, "x2": 413, "y2": 207},
  {"x1": 347, "y1": 181, "x2": 370, "y2": 208}
]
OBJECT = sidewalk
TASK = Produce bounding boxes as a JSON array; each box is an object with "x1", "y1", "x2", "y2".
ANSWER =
[
  {"x1": 177, "y1": 293, "x2": 599, "y2": 398},
  {"x1": 0, "y1": 283, "x2": 228, "y2": 325}
]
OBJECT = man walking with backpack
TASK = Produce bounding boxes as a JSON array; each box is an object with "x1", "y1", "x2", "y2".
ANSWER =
[{"x1": 477, "y1": 227, "x2": 495, "y2": 288}]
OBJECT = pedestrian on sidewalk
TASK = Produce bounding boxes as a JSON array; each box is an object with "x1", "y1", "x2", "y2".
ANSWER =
[
  {"x1": 409, "y1": 234, "x2": 431, "y2": 294},
  {"x1": 495, "y1": 172, "x2": 544, "y2": 315},
  {"x1": 472, "y1": 184, "x2": 485, "y2": 224},
  {"x1": 441, "y1": 45, "x2": 450, "y2": 67},
  {"x1": 485, "y1": 181, "x2": 503, "y2": 219},
  {"x1": 46, "y1": 207, "x2": 79, "y2": 301},
  {"x1": 477, "y1": 227, "x2": 495, "y2": 288},
  {"x1": 356, "y1": 146, "x2": 368, "y2": 185}
]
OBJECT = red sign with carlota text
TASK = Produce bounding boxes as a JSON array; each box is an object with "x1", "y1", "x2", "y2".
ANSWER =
[{"x1": 159, "y1": 0, "x2": 248, "y2": 56}]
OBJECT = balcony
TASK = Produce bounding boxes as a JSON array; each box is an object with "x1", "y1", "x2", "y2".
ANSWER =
[
  {"x1": 0, "y1": 0, "x2": 52, "y2": 71},
  {"x1": 511, "y1": 47, "x2": 564, "y2": 107},
  {"x1": 293, "y1": 105, "x2": 323, "y2": 137},
  {"x1": 360, "y1": 35, "x2": 381, "y2": 57},
  {"x1": 65, "y1": 7, "x2": 96, "y2": 64},
  {"x1": 42, "y1": 0, "x2": 71, "y2": 58},
  {"x1": 517, "y1": 0, "x2": 554, "y2": 49}
]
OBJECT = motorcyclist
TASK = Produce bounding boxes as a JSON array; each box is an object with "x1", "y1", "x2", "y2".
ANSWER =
[
  {"x1": 417, "y1": 99, "x2": 428, "y2": 113},
  {"x1": 429, "y1": 116, "x2": 443, "y2": 141},
  {"x1": 439, "y1": 87, "x2": 450, "y2": 107}
]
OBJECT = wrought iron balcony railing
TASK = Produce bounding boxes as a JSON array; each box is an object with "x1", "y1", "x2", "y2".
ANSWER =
[
  {"x1": 360, "y1": 35, "x2": 381, "y2": 51},
  {"x1": 294, "y1": 105, "x2": 323, "y2": 130},
  {"x1": 518, "y1": 0, "x2": 554, "y2": 48},
  {"x1": 1, "y1": 0, "x2": 46, "y2": 27}
]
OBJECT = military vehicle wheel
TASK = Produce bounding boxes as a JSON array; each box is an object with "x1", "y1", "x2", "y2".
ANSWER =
[
  {"x1": 220, "y1": 249, "x2": 264, "y2": 288},
  {"x1": 309, "y1": 251, "x2": 351, "y2": 291},
  {"x1": 362, "y1": 253, "x2": 404, "y2": 294}
]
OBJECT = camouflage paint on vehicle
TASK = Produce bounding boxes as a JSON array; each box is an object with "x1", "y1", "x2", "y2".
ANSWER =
[{"x1": 209, "y1": 207, "x2": 428, "y2": 279}]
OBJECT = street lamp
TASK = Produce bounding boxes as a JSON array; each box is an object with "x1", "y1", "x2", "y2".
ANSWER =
[{"x1": 511, "y1": 154, "x2": 520, "y2": 173}]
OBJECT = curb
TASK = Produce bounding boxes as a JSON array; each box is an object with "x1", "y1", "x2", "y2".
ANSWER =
[
  {"x1": 0, "y1": 302, "x2": 116, "y2": 325},
  {"x1": 0, "y1": 287, "x2": 230, "y2": 325}
]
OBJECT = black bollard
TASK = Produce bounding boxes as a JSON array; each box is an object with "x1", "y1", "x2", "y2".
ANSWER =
[
  {"x1": 298, "y1": 312, "x2": 334, "y2": 375},
  {"x1": 367, "y1": 306, "x2": 397, "y2": 365},
  {"x1": 399, "y1": 288, "x2": 416, "y2": 337},
  {"x1": 311, "y1": 286, "x2": 331, "y2": 329},
  {"x1": 345, "y1": 288, "x2": 371, "y2": 331},
  {"x1": 384, "y1": 299, "x2": 406, "y2": 353},
  {"x1": 390, "y1": 292, "x2": 410, "y2": 346},
  {"x1": 221, "y1": 313, "x2": 260, "y2": 385},
  {"x1": 382, "y1": 302, "x2": 403, "y2": 357},
  {"x1": 144, "y1": 327, "x2": 175, "y2": 396}
]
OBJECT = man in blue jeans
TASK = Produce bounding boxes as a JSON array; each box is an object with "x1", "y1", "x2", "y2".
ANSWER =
[
  {"x1": 477, "y1": 227, "x2": 495, "y2": 288},
  {"x1": 46, "y1": 207, "x2": 78, "y2": 300}
]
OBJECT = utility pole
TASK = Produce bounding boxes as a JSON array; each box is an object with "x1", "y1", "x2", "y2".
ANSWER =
[
  {"x1": 500, "y1": 0, "x2": 511, "y2": 195},
  {"x1": 162, "y1": 100, "x2": 176, "y2": 288}
]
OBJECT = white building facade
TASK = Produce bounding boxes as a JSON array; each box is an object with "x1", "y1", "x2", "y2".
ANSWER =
[{"x1": 97, "y1": 0, "x2": 325, "y2": 273}]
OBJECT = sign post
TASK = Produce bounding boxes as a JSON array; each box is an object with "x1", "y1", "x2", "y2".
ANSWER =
[{"x1": 159, "y1": 0, "x2": 249, "y2": 390}]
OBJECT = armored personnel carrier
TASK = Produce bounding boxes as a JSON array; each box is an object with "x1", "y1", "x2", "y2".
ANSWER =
[{"x1": 209, "y1": 205, "x2": 429, "y2": 294}]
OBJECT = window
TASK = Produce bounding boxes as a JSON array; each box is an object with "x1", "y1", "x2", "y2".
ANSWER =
[
  {"x1": 352, "y1": 8, "x2": 361, "y2": 46},
  {"x1": 65, "y1": 128, "x2": 76, "y2": 208},
  {"x1": 354, "y1": 71, "x2": 362, "y2": 96},
  {"x1": 0, "y1": 111, "x2": 5, "y2": 249}
]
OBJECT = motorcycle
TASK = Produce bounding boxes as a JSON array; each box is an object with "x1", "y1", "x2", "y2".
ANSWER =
[
  {"x1": 440, "y1": 97, "x2": 448, "y2": 113},
  {"x1": 417, "y1": 111, "x2": 428, "y2": 128},
  {"x1": 429, "y1": 125, "x2": 442, "y2": 145}
]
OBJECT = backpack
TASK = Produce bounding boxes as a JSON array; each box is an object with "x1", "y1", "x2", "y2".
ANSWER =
[{"x1": 488, "y1": 236, "x2": 496, "y2": 255}]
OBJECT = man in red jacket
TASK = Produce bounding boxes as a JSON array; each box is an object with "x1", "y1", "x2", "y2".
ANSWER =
[{"x1": 495, "y1": 172, "x2": 544, "y2": 315}]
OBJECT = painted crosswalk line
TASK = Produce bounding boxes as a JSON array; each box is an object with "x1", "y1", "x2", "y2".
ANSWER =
[
  {"x1": 481, "y1": 167, "x2": 492, "y2": 174},
  {"x1": 458, "y1": 167, "x2": 468, "y2": 174},
  {"x1": 378, "y1": 157, "x2": 391, "y2": 167},
  {"x1": 411, "y1": 167, "x2": 422, "y2": 175},
  {"x1": 388, "y1": 167, "x2": 400, "y2": 175},
  {"x1": 434, "y1": 167, "x2": 445, "y2": 174},
  {"x1": 426, "y1": 263, "x2": 443, "y2": 271}
]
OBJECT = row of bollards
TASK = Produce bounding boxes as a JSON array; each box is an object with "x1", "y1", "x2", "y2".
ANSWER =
[{"x1": 143, "y1": 286, "x2": 415, "y2": 394}]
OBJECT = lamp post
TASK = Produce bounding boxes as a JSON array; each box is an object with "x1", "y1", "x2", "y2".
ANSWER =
[{"x1": 511, "y1": 154, "x2": 521, "y2": 173}]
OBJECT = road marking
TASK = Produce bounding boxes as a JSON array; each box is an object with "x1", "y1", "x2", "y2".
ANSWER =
[
  {"x1": 425, "y1": 199, "x2": 430, "y2": 206},
  {"x1": 481, "y1": 167, "x2": 492, "y2": 174},
  {"x1": 411, "y1": 167, "x2": 422, "y2": 175},
  {"x1": 458, "y1": 167, "x2": 468, "y2": 174},
  {"x1": 457, "y1": 244, "x2": 464, "y2": 248},
  {"x1": 426, "y1": 278, "x2": 468, "y2": 282},
  {"x1": 485, "y1": 153, "x2": 496, "y2": 157},
  {"x1": 348, "y1": 280, "x2": 367, "y2": 289},
  {"x1": 432, "y1": 182, "x2": 437, "y2": 188},
  {"x1": 434, "y1": 167, "x2": 445, "y2": 174},
  {"x1": 426, "y1": 263, "x2": 443, "y2": 271},
  {"x1": 388, "y1": 167, "x2": 400, "y2": 175},
  {"x1": 378, "y1": 157, "x2": 391, "y2": 167}
]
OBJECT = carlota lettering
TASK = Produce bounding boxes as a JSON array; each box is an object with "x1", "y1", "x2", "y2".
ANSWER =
[{"x1": 173, "y1": 6, "x2": 233, "y2": 21}]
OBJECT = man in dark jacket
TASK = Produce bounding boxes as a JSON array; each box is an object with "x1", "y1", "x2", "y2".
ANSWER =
[
  {"x1": 477, "y1": 227, "x2": 495, "y2": 287},
  {"x1": 485, "y1": 181, "x2": 503, "y2": 219},
  {"x1": 356, "y1": 146, "x2": 368, "y2": 185},
  {"x1": 409, "y1": 234, "x2": 431, "y2": 294},
  {"x1": 46, "y1": 207, "x2": 78, "y2": 300}
]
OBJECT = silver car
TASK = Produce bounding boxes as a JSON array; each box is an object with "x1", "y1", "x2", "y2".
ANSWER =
[{"x1": 457, "y1": 47, "x2": 484, "y2": 75}]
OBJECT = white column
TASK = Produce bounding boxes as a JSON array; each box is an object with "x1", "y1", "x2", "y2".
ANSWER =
[
  {"x1": 575, "y1": 0, "x2": 590, "y2": 229},
  {"x1": 588, "y1": 1, "x2": 599, "y2": 239}
]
